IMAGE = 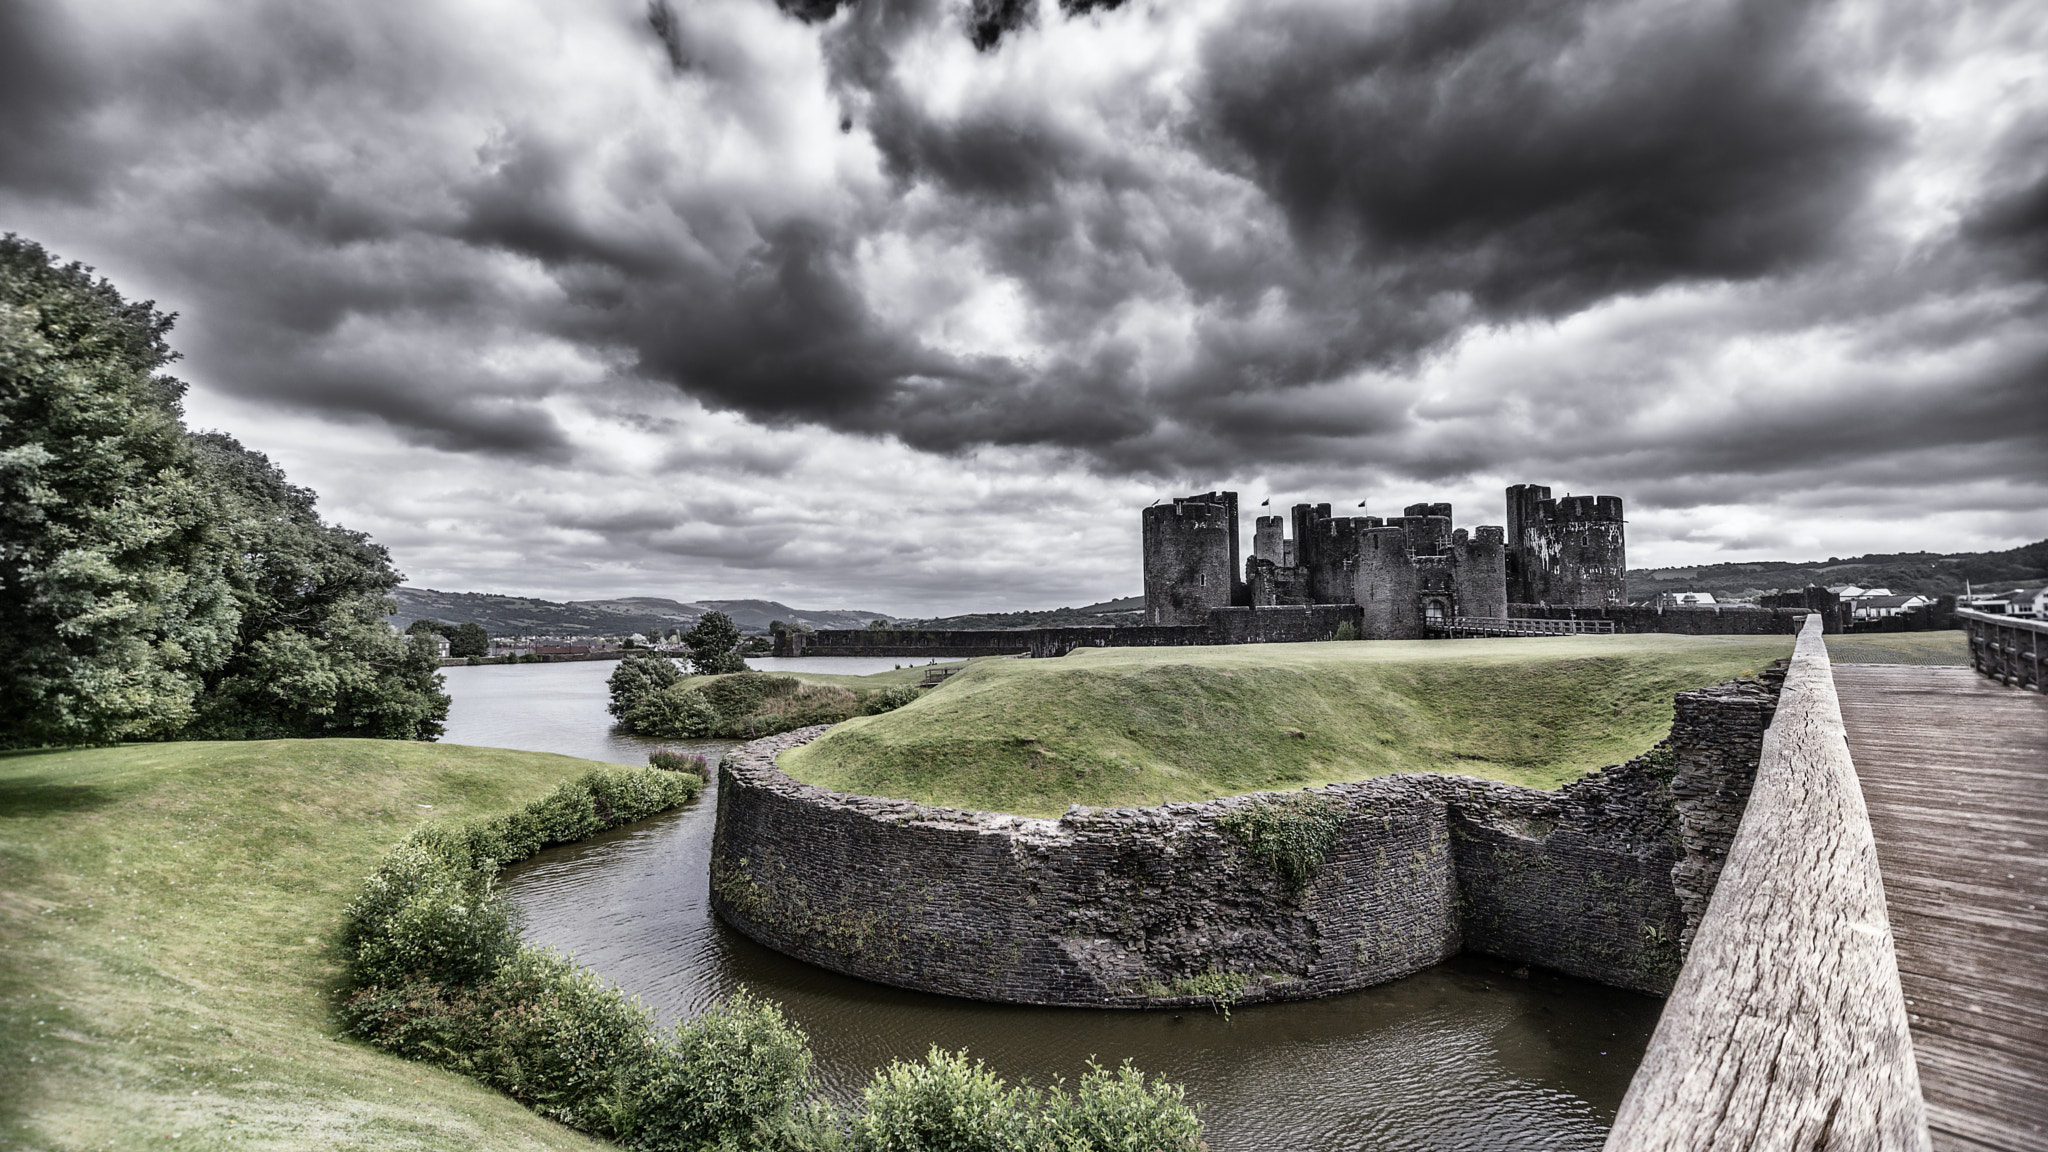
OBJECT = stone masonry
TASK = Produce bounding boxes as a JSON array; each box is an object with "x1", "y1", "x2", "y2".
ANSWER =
[{"x1": 709, "y1": 671, "x2": 1784, "y2": 1006}]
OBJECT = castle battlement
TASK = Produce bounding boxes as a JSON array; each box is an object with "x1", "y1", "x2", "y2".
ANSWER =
[{"x1": 1148, "y1": 483, "x2": 1623, "y2": 639}]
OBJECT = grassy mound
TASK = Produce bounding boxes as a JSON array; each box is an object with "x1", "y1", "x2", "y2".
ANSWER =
[
  {"x1": 779, "y1": 635, "x2": 1795, "y2": 815},
  {"x1": 0, "y1": 738, "x2": 660, "y2": 1150}
]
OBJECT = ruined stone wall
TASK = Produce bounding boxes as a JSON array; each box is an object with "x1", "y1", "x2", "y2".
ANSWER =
[
  {"x1": 783, "y1": 629, "x2": 1038, "y2": 657},
  {"x1": 1245, "y1": 558, "x2": 1312, "y2": 607},
  {"x1": 1507, "y1": 604, "x2": 1830, "y2": 635},
  {"x1": 710, "y1": 676, "x2": 1779, "y2": 1005},
  {"x1": 1207, "y1": 604, "x2": 1362, "y2": 644},
  {"x1": 1023, "y1": 624, "x2": 1215, "y2": 658}
]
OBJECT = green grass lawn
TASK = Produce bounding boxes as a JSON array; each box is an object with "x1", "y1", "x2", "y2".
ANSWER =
[
  {"x1": 779, "y1": 635, "x2": 1795, "y2": 816},
  {"x1": 0, "y1": 739, "x2": 646, "y2": 1151},
  {"x1": 1822, "y1": 630, "x2": 1969, "y2": 666}
]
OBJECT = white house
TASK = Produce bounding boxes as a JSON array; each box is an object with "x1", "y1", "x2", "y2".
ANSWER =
[
  {"x1": 2005, "y1": 588, "x2": 2047, "y2": 619},
  {"x1": 1852, "y1": 593, "x2": 1932, "y2": 621}
]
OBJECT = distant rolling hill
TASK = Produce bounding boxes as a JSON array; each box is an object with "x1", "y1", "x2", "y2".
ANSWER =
[
  {"x1": 389, "y1": 588, "x2": 896, "y2": 637},
  {"x1": 1627, "y1": 538, "x2": 2048, "y2": 602}
]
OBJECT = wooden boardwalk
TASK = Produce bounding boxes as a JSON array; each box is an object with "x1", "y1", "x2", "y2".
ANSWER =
[{"x1": 1834, "y1": 663, "x2": 2048, "y2": 1152}]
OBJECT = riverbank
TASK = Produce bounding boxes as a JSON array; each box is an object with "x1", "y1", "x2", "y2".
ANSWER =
[{"x1": 0, "y1": 739, "x2": 639, "y2": 1149}]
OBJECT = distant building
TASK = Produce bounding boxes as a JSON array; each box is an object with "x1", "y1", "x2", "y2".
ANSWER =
[
  {"x1": 1657, "y1": 591, "x2": 1718, "y2": 607},
  {"x1": 532, "y1": 644, "x2": 592, "y2": 657},
  {"x1": 1852, "y1": 593, "x2": 1932, "y2": 621},
  {"x1": 490, "y1": 642, "x2": 534, "y2": 657},
  {"x1": 1969, "y1": 587, "x2": 2047, "y2": 619},
  {"x1": 1143, "y1": 483, "x2": 1624, "y2": 639},
  {"x1": 2015, "y1": 588, "x2": 2048, "y2": 619}
]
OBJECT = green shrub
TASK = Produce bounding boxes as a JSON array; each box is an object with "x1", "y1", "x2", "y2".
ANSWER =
[
  {"x1": 342, "y1": 951, "x2": 659, "y2": 1135},
  {"x1": 616, "y1": 987, "x2": 817, "y2": 1150},
  {"x1": 1039, "y1": 1060, "x2": 1204, "y2": 1151},
  {"x1": 1333, "y1": 621, "x2": 1361, "y2": 642},
  {"x1": 610, "y1": 650, "x2": 684, "y2": 718},
  {"x1": 627, "y1": 684, "x2": 723, "y2": 739},
  {"x1": 337, "y1": 840, "x2": 519, "y2": 989},
  {"x1": 861, "y1": 685, "x2": 923, "y2": 716},
  {"x1": 852, "y1": 1048, "x2": 1031, "y2": 1152}
]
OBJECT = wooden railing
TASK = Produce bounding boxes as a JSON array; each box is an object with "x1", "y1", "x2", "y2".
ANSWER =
[
  {"x1": 1958, "y1": 607, "x2": 2045, "y2": 693},
  {"x1": 1605, "y1": 615, "x2": 1929, "y2": 1151},
  {"x1": 1428, "y1": 616, "x2": 1619, "y2": 637}
]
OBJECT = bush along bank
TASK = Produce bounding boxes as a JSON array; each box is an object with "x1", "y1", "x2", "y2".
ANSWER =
[
  {"x1": 610, "y1": 655, "x2": 924, "y2": 741},
  {"x1": 336, "y1": 753, "x2": 1202, "y2": 1151}
]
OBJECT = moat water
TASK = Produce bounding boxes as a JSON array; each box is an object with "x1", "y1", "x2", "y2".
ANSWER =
[{"x1": 442, "y1": 659, "x2": 1663, "y2": 1152}]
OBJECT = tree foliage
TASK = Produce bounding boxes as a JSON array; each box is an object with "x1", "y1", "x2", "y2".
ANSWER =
[
  {"x1": 606, "y1": 649, "x2": 682, "y2": 718},
  {"x1": 683, "y1": 610, "x2": 747, "y2": 675},
  {"x1": 0, "y1": 234, "x2": 239, "y2": 746},
  {"x1": 450, "y1": 621, "x2": 489, "y2": 658},
  {"x1": 181, "y1": 433, "x2": 449, "y2": 740},
  {"x1": 0, "y1": 234, "x2": 448, "y2": 746}
]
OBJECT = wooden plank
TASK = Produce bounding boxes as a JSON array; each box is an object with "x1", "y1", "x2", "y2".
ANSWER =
[
  {"x1": 1607, "y1": 617, "x2": 1929, "y2": 1152},
  {"x1": 1835, "y1": 663, "x2": 2048, "y2": 1152}
]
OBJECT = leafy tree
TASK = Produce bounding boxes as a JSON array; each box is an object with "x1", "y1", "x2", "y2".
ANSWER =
[
  {"x1": 607, "y1": 649, "x2": 681, "y2": 718},
  {"x1": 182, "y1": 434, "x2": 449, "y2": 740},
  {"x1": 0, "y1": 235, "x2": 239, "y2": 747},
  {"x1": 682, "y1": 610, "x2": 746, "y2": 675},
  {"x1": 2, "y1": 235, "x2": 449, "y2": 746},
  {"x1": 450, "y1": 621, "x2": 489, "y2": 658}
]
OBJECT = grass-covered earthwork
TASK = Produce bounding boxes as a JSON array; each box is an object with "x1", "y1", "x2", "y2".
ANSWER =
[
  {"x1": 1822, "y1": 629, "x2": 1968, "y2": 666},
  {"x1": 0, "y1": 738, "x2": 658, "y2": 1149},
  {"x1": 778, "y1": 635, "x2": 1796, "y2": 815}
]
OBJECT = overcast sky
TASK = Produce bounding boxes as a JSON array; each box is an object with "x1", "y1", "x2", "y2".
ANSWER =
[{"x1": 4, "y1": 0, "x2": 2043, "y2": 615}]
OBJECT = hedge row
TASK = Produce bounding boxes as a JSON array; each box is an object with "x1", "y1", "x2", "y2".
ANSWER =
[{"x1": 334, "y1": 759, "x2": 1202, "y2": 1151}]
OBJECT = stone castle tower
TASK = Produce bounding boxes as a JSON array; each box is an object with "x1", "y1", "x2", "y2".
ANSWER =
[
  {"x1": 1504, "y1": 484, "x2": 1627, "y2": 606},
  {"x1": 1142, "y1": 491, "x2": 1246, "y2": 626},
  {"x1": 1145, "y1": 485, "x2": 1624, "y2": 638}
]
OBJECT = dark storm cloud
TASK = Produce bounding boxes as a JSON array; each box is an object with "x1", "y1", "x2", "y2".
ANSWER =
[
  {"x1": 0, "y1": 5, "x2": 99, "y2": 195},
  {"x1": 1194, "y1": 0, "x2": 1895, "y2": 318},
  {"x1": 631, "y1": 0, "x2": 1900, "y2": 471},
  {"x1": 3, "y1": 0, "x2": 2038, "y2": 513},
  {"x1": 1964, "y1": 113, "x2": 2048, "y2": 280}
]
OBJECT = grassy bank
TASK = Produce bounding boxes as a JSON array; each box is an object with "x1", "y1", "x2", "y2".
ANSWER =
[
  {"x1": 779, "y1": 635, "x2": 1795, "y2": 816},
  {"x1": 1822, "y1": 630, "x2": 1968, "y2": 666},
  {"x1": 0, "y1": 739, "x2": 657, "y2": 1150}
]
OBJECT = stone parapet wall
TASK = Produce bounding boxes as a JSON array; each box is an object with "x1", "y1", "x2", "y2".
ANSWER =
[
  {"x1": 710, "y1": 673, "x2": 1783, "y2": 1006},
  {"x1": 1508, "y1": 603, "x2": 1839, "y2": 635}
]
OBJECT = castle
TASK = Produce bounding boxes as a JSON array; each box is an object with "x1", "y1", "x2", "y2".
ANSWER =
[{"x1": 1142, "y1": 485, "x2": 1627, "y2": 639}]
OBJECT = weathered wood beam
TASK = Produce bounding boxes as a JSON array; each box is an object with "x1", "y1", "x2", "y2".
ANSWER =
[{"x1": 1605, "y1": 614, "x2": 1929, "y2": 1152}]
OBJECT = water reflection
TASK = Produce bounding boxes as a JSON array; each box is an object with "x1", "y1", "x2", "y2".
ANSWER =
[{"x1": 448, "y1": 659, "x2": 1661, "y2": 1151}]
